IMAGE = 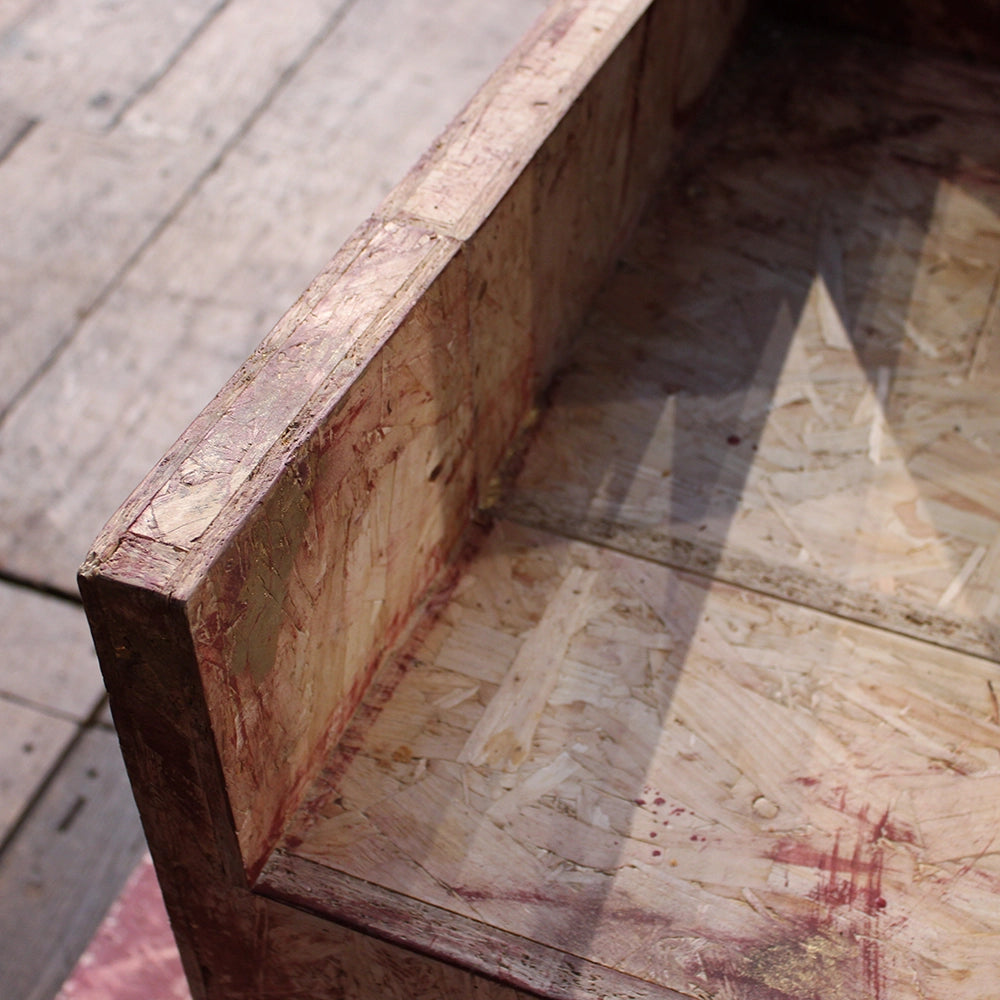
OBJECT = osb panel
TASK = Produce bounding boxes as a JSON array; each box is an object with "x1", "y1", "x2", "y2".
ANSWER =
[
  {"x1": 458, "y1": 0, "x2": 746, "y2": 496},
  {"x1": 509, "y1": 23, "x2": 1000, "y2": 658},
  {"x1": 84, "y1": 0, "x2": 746, "y2": 891},
  {"x1": 526, "y1": 16, "x2": 647, "y2": 387},
  {"x1": 127, "y1": 220, "x2": 449, "y2": 554},
  {"x1": 463, "y1": 167, "x2": 537, "y2": 498},
  {"x1": 525, "y1": 0, "x2": 746, "y2": 391},
  {"x1": 83, "y1": 545, "x2": 540, "y2": 1000},
  {"x1": 276, "y1": 521, "x2": 1000, "y2": 1000},
  {"x1": 186, "y1": 251, "x2": 474, "y2": 877}
]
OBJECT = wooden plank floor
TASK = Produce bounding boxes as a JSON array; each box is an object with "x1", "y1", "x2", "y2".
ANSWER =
[
  {"x1": 0, "y1": 2, "x2": 548, "y2": 997},
  {"x1": 262, "y1": 21, "x2": 1000, "y2": 1000}
]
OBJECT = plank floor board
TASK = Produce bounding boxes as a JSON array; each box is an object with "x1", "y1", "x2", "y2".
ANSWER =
[
  {"x1": 0, "y1": 0, "x2": 352, "y2": 413},
  {"x1": 0, "y1": 581, "x2": 106, "y2": 851},
  {"x1": 0, "y1": 0, "x2": 223, "y2": 132},
  {"x1": 507, "y1": 22, "x2": 1000, "y2": 660},
  {"x1": 0, "y1": 726, "x2": 145, "y2": 1000},
  {"x1": 0, "y1": 582, "x2": 106, "y2": 719}
]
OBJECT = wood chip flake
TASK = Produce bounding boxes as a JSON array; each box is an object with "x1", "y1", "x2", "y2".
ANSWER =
[
  {"x1": 867, "y1": 365, "x2": 891, "y2": 464},
  {"x1": 968, "y1": 271, "x2": 1000, "y2": 381},
  {"x1": 757, "y1": 481, "x2": 820, "y2": 565},
  {"x1": 936, "y1": 545, "x2": 986, "y2": 610},
  {"x1": 459, "y1": 565, "x2": 598, "y2": 770},
  {"x1": 487, "y1": 751, "x2": 580, "y2": 822},
  {"x1": 814, "y1": 274, "x2": 853, "y2": 351},
  {"x1": 904, "y1": 319, "x2": 941, "y2": 359}
]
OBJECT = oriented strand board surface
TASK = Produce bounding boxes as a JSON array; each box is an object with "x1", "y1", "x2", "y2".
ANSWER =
[
  {"x1": 260, "y1": 23, "x2": 1000, "y2": 1000},
  {"x1": 82, "y1": 0, "x2": 746, "y2": 896},
  {"x1": 508, "y1": 23, "x2": 1000, "y2": 659},
  {"x1": 270, "y1": 521, "x2": 1000, "y2": 999}
]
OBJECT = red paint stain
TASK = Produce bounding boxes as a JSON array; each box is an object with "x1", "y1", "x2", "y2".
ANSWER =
[{"x1": 769, "y1": 820, "x2": 888, "y2": 999}]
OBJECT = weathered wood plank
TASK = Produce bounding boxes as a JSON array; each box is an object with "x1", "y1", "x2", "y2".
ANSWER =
[
  {"x1": 0, "y1": 581, "x2": 105, "y2": 719},
  {"x1": 0, "y1": 102, "x2": 35, "y2": 164},
  {"x1": 0, "y1": 698, "x2": 76, "y2": 845},
  {"x1": 0, "y1": 0, "x2": 42, "y2": 36},
  {"x1": 0, "y1": 0, "x2": 223, "y2": 131},
  {"x1": 0, "y1": 0, "x2": 352, "y2": 416},
  {"x1": 131, "y1": 0, "x2": 550, "y2": 321},
  {"x1": 507, "y1": 21, "x2": 1000, "y2": 658},
  {"x1": 267, "y1": 520, "x2": 1000, "y2": 1000},
  {"x1": 0, "y1": 726, "x2": 145, "y2": 1000}
]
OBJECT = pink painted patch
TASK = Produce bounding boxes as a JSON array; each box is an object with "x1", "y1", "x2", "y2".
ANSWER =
[{"x1": 56, "y1": 854, "x2": 191, "y2": 1000}]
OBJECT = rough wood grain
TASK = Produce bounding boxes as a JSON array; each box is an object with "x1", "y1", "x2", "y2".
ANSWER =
[
  {"x1": 508, "y1": 22, "x2": 1000, "y2": 659},
  {"x1": 0, "y1": 0, "x2": 352, "y2": 417},
  {"x1": 269, "y1": 520, "x2": 1000, "y2": 1000},
  {"x1": 0, "y1": 697, "x2": 76, "y2": 844},
  {"x1": 0, "y1": 582, "x2": 105, "y2": 719},
  {"x1": 459, "y1": 0, "x2": 746, "y2": 496},
  {"x1": 0, "y1": 0, "x2": 223, "y2": 131}
]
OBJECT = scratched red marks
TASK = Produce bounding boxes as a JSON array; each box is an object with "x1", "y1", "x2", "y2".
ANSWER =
[
  {"x1": 760, "y1": 804, "x2": 902, "y2": 1000},
  {"x1": 681, "y1": 797, "x2": 906, "y2": 999},
  {"x1": 770, "y1": 832, "x2": 885, "y2": 916}
]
